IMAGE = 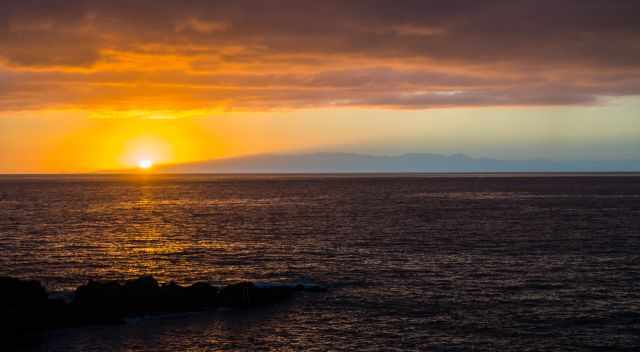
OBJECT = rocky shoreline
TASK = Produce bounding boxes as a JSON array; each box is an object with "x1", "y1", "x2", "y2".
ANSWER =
[{"x1": 1, "y1": 275, "x2": 326, "y2": 346}]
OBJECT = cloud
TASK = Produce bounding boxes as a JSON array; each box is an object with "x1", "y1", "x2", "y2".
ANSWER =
[
  {"x1": 1, "y1": 0, "x2": 639, "y2": 112},
  {"x1": 175, "y1": 18, "x2": 230, "y2": 34}
]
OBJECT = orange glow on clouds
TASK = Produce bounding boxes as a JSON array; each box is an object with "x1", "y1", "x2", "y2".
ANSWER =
[{"x1": 1, "y1": 1, "x2": 639, "y2": 172}]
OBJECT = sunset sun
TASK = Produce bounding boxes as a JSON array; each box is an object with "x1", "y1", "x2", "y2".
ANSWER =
[{"x1": 138, "y1": 159, "x2": 153, "y2": 170}]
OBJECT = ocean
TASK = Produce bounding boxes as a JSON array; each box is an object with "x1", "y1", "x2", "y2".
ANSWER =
[{"x1": 1, "y1": 174, "x2": 639, "y2": 351}]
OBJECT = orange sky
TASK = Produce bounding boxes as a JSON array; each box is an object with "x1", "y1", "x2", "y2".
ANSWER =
[{"x1": 1, "y1": 1, "x2": 639, "y2": 172}]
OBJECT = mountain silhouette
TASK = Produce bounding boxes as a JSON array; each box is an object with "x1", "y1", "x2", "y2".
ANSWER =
[{"x1": 153, "y1": 153, "x2": 640, "y2": 173}]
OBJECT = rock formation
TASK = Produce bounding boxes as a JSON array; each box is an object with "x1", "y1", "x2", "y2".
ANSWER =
[{"x1": 0, "y1": 275, "x2": 326, "y2": 346}]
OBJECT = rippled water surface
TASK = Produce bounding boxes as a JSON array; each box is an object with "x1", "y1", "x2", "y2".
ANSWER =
[{"x1": 1, "y1": 174, "x2": 640, "y2": 351}]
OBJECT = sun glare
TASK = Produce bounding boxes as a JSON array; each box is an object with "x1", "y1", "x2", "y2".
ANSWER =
[{"x1": 138, "y1": 159, "x2": 153, "y2": 169}]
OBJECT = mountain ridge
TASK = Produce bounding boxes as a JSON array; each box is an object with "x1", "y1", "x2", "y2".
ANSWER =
[{"x1": 152, "y1": 152, "x2": 640, "y2": 173}]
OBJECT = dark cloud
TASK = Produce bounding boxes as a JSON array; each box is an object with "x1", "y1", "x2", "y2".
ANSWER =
[{"x1": 1, "y1": 0, "x2": 639, "y2": 110}]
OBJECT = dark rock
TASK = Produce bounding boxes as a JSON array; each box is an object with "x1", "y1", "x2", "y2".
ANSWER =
[
  {"x1": 0, "y1": 277, "x2": 49, "y2": 346},
  {"x1": 123, "y1": 275, "x2": 159, "y2": 296},
  {"x1": 219, "y1": 282, "x2": 296, "y2": 307},
  {"x1": 184, "y1": 282, "x2": 220, "y2": 310},
  {"x1": 72, "y1": 276, "x2": 221, "y2": 319},
  {"x1": 45, "y1": 298, "x2": 73, "y2": 328},
  {"x1": 0, "y1": 276, "x2": 48, "y2": 306},
  {"x1": 155, "y1": 281, "x2": 219, "y2": 312},
  {"x1": 219, "y1": 281, "x2": 255, "y2": 307},
  {"x1": 0, "y1": 274, "x2": 325, "y2": 340},
  {"x1": 72, "y1": 275, "x2": 166, "y2": 319},
  {"x1": 73, "y1": 280, "x2": 126, "y2": 324},
  {"x1": 122, "y1": 275, "x2": 162, "y2": 314},
  {"x1": 158, "y1": 281, "x2": 187, "y2": 311}
]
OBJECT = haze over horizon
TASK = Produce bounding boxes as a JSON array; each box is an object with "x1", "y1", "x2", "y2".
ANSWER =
[
  {"x1": 1, "y1": 1, "x2": 639, "y2": 172},
  {"x1": 151, "y1": 152, "x2": 640, "y2": 174}
]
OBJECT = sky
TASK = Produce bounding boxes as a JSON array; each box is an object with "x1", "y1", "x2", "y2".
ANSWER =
[{"x1": 1, "y1": 0, "x2": 639, "y2": 172}]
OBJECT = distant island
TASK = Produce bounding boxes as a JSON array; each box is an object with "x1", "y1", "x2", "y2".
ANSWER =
[{"x1": 143, "y1": 152, "x2": 640, "y2": 173}]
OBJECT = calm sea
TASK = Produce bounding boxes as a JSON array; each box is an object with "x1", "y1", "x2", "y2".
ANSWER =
[{"x1": 1, "y1": 174, "x2": 640, "y2": 351}]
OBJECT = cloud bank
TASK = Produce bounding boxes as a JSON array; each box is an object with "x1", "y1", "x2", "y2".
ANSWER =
[{"x1": 2, "y1": 0, "x2": 640, "y2": 112}]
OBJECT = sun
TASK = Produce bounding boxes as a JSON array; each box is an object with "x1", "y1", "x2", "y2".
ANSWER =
[{"x1": 138, "y1": 159, "x2": 153, "y2": 170}]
